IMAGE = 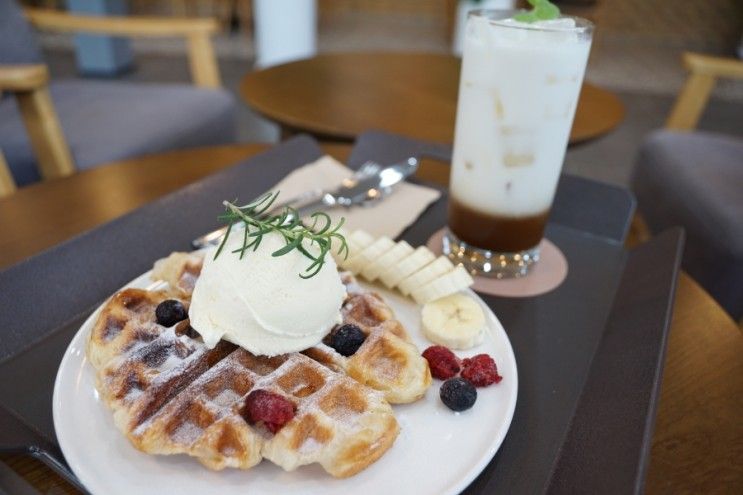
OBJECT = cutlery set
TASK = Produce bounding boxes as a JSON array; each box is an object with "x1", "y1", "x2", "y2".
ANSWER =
[{"x1": 192, "y1": 157, "x2": 419, "y2": 249}]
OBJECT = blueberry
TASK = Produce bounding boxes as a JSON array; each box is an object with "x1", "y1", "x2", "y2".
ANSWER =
[
  {"x1": 155, "y1": 299, "x2": 188, "y2": 327},
  {"x1": 440, "y1": 378, "x2": 477, "y2": 412},
  {"x1": 328, "y1": 324, "x2": 366, "y2": 357}
]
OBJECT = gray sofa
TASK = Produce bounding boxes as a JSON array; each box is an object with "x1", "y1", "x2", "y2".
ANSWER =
[
  {"x1": 632, "y1": 130, "x2": 743, "y2": 319},
  {"x1": 0, "y1": 0, "x2": 237, "y2": 187}
]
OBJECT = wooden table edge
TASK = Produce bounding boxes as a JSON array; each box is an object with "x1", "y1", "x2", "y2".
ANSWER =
[{"x1": 239, "y1": 52, "x2": 625, "y2": 144}]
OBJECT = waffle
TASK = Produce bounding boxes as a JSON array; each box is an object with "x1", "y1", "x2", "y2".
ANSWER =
[
  {"x1": 89, "y1": 287, "x2": 399, "y2": 477},
  {"x1": 152, "y1": 252, "x2": 203, "y2": 297},
  {"x1": 153, "y1": 252, "x2": 431, "y2": 404},
  {"x1": 305, "y1": 273, "x2": 432, "y2": 404},
  {"x1": 87, "y1": 252, "x2": 431, "y2": 477}
]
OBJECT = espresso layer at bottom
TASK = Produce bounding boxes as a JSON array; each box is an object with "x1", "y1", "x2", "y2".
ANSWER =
[{"x1": 448, "y1": 198, "x2": 549, "y2": 252}]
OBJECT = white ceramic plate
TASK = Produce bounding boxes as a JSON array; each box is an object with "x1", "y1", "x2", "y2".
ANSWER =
[{"x1": 53, "y1": 272, "x2": 517, "y2": 495}]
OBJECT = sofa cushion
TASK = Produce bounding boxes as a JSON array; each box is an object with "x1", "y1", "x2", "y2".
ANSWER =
[
  {"x1": 632, "y1": 130, "x2": 743, "y2": 318},
  {"x1": 0, "y1": 80, "x2": 237, "y2": 186}
]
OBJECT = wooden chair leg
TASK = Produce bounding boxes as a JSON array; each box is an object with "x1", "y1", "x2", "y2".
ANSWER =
[
  {"x1": 626, "y1": 212, "x2": 652, "y2": 248},
  {"x1": 187, "y1": 32, "x2": 222, "y2": 88},
  {"x1": 666, "y1": 72, "x2": 716, "y2": 131},
  {"x1": 665, "y1": 52, "x2": 743, "y2": 131},
  {"x1": 0, "y1": 150, "x2": 17, "y2": 198},
  {"x1": 15, "y1": 87, "x2": 76, "y2": 180}
]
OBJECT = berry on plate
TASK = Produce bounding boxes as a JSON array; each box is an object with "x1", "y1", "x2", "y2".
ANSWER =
[
  {"x1": 422, "y1": 345, "x2": 461, "y2": 380},
  {"x1": 461, "y1": 354, "x2": 502, "y2": 387},
  {"x1": 439, "y1": 377, "x2": 477, "y2": 412}
]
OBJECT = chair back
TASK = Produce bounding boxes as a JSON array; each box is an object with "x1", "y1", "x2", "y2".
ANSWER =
[{"x1": 0, "y1": 0, "x2": 43, "y2": 64}]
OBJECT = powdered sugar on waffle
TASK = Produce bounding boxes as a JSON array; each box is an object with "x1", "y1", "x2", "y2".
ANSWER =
[{"x1": 87, "y1": 252, "x2": 432, "y2": 477}]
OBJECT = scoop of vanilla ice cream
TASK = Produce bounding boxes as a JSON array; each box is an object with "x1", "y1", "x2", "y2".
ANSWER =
[{"x1": 189, "y1": 231, "x2": 346, "y2": 356}]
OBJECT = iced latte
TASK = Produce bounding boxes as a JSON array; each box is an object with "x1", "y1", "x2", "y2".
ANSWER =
[{"x1": 445, "y1": 8, "x2": 593, "y2": 277}]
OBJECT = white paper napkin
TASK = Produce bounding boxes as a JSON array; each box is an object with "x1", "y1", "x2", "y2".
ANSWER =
[{"x1": 271, "y1": 156, "x2": 441, "y2": 238}]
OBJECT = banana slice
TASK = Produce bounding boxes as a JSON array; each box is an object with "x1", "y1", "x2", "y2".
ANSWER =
[
  {"x1": 379, "y1": 246, "x2": 436, "y2": 289},
  {"x1": 346, "y1": 236, "x2": 395, "y2": 275},
  {"x1": 347, "y1": 229, "x2": 375, "y2": 252},
  {"x1": 411, "y1": 265, "x2": 474, "y2": 304},
  {"x1": 360, "y1": 240, "x2": 414, "y2": 281},
  {"x1": 397, "y1": 256, "x2": 455, "y2": 296},
  {"x1": 421, "y1": 293, "x2": 485, "y2": 349},
  {"x1": 338, "y1": 230, "x2": 376, "y2": 271}
]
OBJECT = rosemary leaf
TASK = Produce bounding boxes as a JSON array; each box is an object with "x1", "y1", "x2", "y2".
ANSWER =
[
  {"x1": 214, "y1": 191, "x2": 347, "y2": 278},
  {"x1": 214, "y1": 221, "x2": 234, "y2": 260}
]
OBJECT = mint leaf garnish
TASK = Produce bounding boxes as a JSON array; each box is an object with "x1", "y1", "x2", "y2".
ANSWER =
[{"x1": 514, "y1": 0, "x2": 560, "y2": 23}]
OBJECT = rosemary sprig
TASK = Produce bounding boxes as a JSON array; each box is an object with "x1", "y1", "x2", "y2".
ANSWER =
[{"x1": 214, "y1": 191, "x2": 348, "y2": 279}]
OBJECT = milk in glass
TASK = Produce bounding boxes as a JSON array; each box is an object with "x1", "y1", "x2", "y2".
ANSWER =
[{"x1": 446, "y1": 11, "x2": 593, "y2": 277}]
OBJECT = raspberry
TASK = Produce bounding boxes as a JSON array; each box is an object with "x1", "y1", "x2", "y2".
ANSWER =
[
  {"x1": 422, "y1": 345, "x2": 461, "y2": 380},
  {"x1": 243, "y1": 390, "x2": 295, "y2": 433},
  {"x1": 461, "y1": 354, "x2": 502, "y2": 387}
]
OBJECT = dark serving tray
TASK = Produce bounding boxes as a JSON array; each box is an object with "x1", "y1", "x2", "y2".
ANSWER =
[{"x1": 0, "y1": 131, "x2": 683, "y2": 495}]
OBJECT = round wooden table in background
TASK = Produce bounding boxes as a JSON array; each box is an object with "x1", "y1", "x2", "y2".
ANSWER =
[
  {"x1": 240, "y1": 52, "x2": 625, "y2": 144},
  {"x1": 0, "y1": 145, "x2": 740, "y2": 494}
]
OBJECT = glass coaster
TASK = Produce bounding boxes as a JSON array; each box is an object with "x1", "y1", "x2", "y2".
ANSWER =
[{"x1": 427, "y1": 228, "x2": 568, "y2": 298}]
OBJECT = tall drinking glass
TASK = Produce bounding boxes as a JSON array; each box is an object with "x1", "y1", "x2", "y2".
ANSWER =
[{"x1": 444, "y1": 10, "x2": 593, "y2": 278}]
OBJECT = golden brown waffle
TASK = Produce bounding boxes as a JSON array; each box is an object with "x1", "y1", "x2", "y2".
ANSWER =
[
  {"x1": 89, "y1": 287, "x2": 399, "y2": 477},
  {"x1": 152, "y1": 252, "x2": 203, "y2": 297},
  {"x1": 87, "y1": 250, "x2": 433, "y2": 477},
  {"x1": 157, "y1": 252, "x2": 431, "y2": 404},
  {"x1": 305, "y1": 273, "x2": 432, "y2": 404}
]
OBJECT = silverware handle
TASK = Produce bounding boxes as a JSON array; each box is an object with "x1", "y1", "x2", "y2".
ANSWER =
[
  {"x1": 267, "y1": 192, "x2": 336, "y2": 218},
  {"x1": 267, "y1": 188, "x2": 325, "y2": 214},
  {"x1": 192, "y1": 224, "x2": 229, "y2": 249}
]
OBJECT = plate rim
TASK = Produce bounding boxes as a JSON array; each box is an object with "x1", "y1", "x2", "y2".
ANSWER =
[{"x1": 53, "y1": 274, "x2": 517, "y2": 495}]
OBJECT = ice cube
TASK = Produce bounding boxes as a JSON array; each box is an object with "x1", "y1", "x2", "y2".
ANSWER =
[{"x1": 534, "y1": 18, "x2": 576, "y2": 30}]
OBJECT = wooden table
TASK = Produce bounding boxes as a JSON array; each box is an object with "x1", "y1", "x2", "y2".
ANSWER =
[
  {"x1": 1, "y1": 145, "x2": 740, "y2": 494},
  {"x1": 239, "y1": 52, "x2": 625, "y2": 144}
]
